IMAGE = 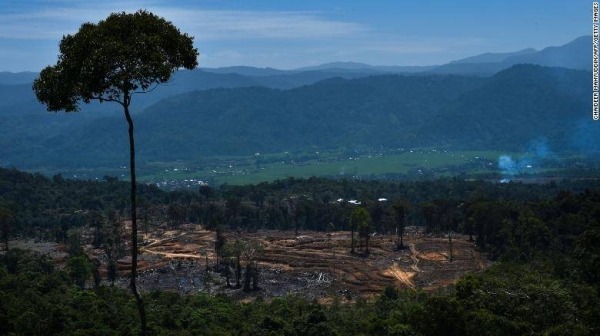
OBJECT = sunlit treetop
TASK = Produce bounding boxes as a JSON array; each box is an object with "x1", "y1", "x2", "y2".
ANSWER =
[{"x1": 33, "y1": 10, "x2": 199, "y2": 112}]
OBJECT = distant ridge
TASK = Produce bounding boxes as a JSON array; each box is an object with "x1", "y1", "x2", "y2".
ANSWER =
[
  {"x1": 202, "y1": 66, "x2": 289, "y2": 77},
  {"x1": 295, "y1": 61, "x2": 436, "y2": 73},
  {"x1": 502, "y1": 35, "x2": 590, "y2": 70},
  {"x1": 430, "y1": 35, "x2": 591, "y2": 75},
  {"x1": 0, "y1": 35, "x2": 589, "y2": 85},
  {"x1": 0, "y1": 71, "x2": 38, "y2": 85},
  {"x1": 449, "y1": 48, "x2": 537, "y2": 64}
]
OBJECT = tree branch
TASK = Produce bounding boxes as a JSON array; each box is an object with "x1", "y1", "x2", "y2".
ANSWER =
[
  {"x1": 90, "y1": 95, "x2": 125, "y2": 108},
  {"x1": 131, "y1": 83, "x2": 161, "y2": 96}
]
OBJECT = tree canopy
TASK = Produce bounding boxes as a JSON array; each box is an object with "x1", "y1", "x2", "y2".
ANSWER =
[{"x1": 33, "y1": 10, "x2": 198, "y2": 111}]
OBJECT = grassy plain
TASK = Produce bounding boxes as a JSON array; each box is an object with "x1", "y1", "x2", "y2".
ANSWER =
[{"x1": 138, "y1": 150, "x2": 511, "y2": 185}]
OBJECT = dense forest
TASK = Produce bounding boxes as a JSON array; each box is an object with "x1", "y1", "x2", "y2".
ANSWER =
[
  {"x1": 1, "y1": 167, "x2": 599, "y2": 334},
  {"x1": 2, "y1": 167, "x2": 599, "y2": 241}
]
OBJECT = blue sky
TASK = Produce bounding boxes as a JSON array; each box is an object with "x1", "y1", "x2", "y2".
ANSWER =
[{"x1": 0, "y1": 0, "x2": 591, "y2": 72}]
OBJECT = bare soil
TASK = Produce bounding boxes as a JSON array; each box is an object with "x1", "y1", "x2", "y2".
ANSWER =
[
  {"x1": 129, "y1": 226, "x2": 487, "y2": 300},
  {"x1": 5, "y1": 226, "x2": 488, "y2": 301}
]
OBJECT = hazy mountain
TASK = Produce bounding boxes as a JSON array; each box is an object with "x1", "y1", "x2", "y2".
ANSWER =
[
  {"x1": 295, "y1": 61, "x2": 436, "y2": 73},
  {"x1": 0, "y1": 68, "x2": 377, "y2": 162},
  {"x1": 249, "y1": 70, "x2": 377, "y2": 89},
  {"x1": 202, "y1": 66, "x2": 289, "y2": 77},
  {"x1": 372, "y1": 65, "x2": 438, "y2": 73},
  {"x1": 0, "y1": 70, "x2": 262, "y2": 113},
  {"x1": 425, "y1": 62, "x2": 507, "y2": 76},
  {"x1": 0, "y1": 71, "x2": 38, "y2": 85},
  {"x1": 502, "y1": 35, "x2": 590, "y2": 70},
  {"x1": 0, "y1": 84, "x2": 39, "y2": 111},
  {"x1": 430, "y1": 36, "x2": 590, "y2": 76},
  {"x1": 125, "y1": 69, "x2": 264, "y2": 111},
  {"x1": 0, "y1": 83, "x2": 124, "y2": 168},
  {"x1": 294, "y1": 36, "x2": 588, "y2": 77},
  {"x1": 1, "y1": 36, "x2": 594, "y2": 169},
  {"x1": 0, "y1": 68, "x2": 389, "y2": 115},
  {"x1": 295, "y1": 62, "x2": 384, "y2": 72},
  {"x1": 449, "y1": 48, "x2": 537, "y2": 64},
  {"x1": 7, "y1": 64, "x2": 593, "y2": 170},
  {"x1": 427, "y1": 65, "x2": 593, "y2": 150},
  {"x1": 24, "y1": 74, "x2": 485, "y2": 167}
]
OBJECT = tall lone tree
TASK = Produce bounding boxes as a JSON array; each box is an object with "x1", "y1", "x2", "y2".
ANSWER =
[
  {"x1": 349, "y1": 207, "x2": 369, "y2": 254},
  {"x1": 33, "y1": 10, "x2": 198, "y2": 335},
  {"x1": 392, "y1": 201, "x2": 408, "y2": 250}
]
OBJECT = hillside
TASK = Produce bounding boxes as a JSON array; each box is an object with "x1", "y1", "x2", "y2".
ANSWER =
[
  {"x1": 27, "y1": 74, "x2": 485, "y2": 167},
  {"x1": 0, "y1": 46, "x2": 595, "y2": 170},
  {"x1": 3, "y1": 64, "x2": 592, "y2": 170},
  {"x1": 427, "y1": 65, "x2": 593, "y2": 150}
]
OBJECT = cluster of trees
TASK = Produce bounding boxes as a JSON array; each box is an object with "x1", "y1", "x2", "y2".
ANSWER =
[
  {"x1": 3, "y1": 167, "x2": 600, "y2": 261},
  {"x1": 1, "y1": 242, "x2": 598, "y2": 335},
  {"x1": 2, "y1": 166, "x2": 600, "y2": 333},
  {"x1": 0, "y1": 167, "x2": 165, "y2": 241},
  {"x1": 212, "y1": 230, "x2": 264, "y2": 292}
]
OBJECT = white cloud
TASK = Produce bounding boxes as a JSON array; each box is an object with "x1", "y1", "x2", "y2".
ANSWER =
[
  {"x1": 162, "y1": 9, "x2": 367, "y2": 40},
  {"x1": 0, "y1": 0, "x2": 488, "y2": 70},
  {"x1": 0, "y1": 2, "x2": 368, "y2": 41}
]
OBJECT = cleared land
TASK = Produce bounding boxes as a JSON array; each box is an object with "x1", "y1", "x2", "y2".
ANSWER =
[
  {"x1": 7, "y1": 226, "x2": 488, "y2": 300},
  {"x1": 111, "y1": 226, "x2": 486, "y2": 300}
]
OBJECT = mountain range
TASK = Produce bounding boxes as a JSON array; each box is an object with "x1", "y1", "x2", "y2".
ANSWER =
[{"x1": 0, "y1": 36, "x2": 596, "y2": 170}]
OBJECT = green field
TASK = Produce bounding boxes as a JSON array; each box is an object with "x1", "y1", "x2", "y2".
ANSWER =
[{"x1": 137, "y1": 150, "x2": 511, "y2": 185}]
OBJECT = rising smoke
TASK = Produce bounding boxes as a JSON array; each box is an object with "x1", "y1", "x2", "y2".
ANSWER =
[{"x1": 498, "y1": 138, "x2": 554, "y2": 182}]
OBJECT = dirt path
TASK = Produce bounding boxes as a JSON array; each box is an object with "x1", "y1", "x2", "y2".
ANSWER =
[
  {"x1": 409, "y1": 242, "x2": 421, "y2": 272},
  {"x1": 383, "y1": 240, "x2": 425, "y2": 290},
  {"x1": 388, "y1": 262, "x2": 416, "y2": 289},
  {"x1": 143, "y1": 249, "x2": 202, "y2": 259}
]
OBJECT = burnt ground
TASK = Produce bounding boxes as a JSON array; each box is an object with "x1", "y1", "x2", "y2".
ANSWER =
[
  {"x1": 5, "y1": 226, "x2": 488, "y2": 301},
  {"x1": 108, "y1": 226, "x2": 487, "y2": 301}
]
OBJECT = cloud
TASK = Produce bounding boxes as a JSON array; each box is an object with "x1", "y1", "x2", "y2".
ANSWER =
[
  {"x1": 0, "y1": 0, "x2": 489, "y2": 70},
  {"x1": 0, "y1": 2, "x2": 368, "y2": 41},
  {"x1": 168, "y1": 9, "x2": 368, "y2": 40}
]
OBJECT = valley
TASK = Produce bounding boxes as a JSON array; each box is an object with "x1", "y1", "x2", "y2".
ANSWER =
[{"x1": 32, "y1": 147, "x2": 593, "y2": 189}]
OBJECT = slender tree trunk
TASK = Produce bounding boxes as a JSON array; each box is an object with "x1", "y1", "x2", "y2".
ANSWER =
[
  {"x1": 236, "y1": 253, "x2": 241, "y2": 287},
  {"x1": 225, "y1": 260, "x2": 231, "y2": 287},
  {"x1": 448, "y1": 231, "x2": 453, "y2": 263},
  {"x1": 124, "y1": 104, "x2": 147, "y2": 335},
  {"x1": 243, "y1": 262, "x2": 251, "y2": 292},
  {"x1": 400, "y1": 228, "x2": 403, "y2": 248},
  {"x1": 252, "y1": 261, "x2": 259, "y2": 290}
]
